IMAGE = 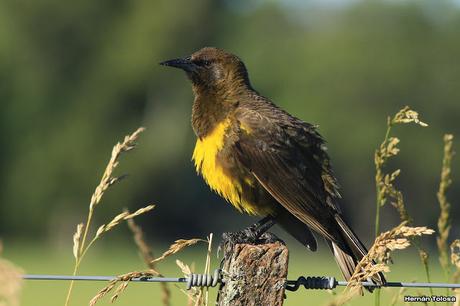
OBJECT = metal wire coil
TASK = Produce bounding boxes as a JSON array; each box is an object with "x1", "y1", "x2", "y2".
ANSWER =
[
  {"x1": 285, "y1": 276, "x2": 337, "y2": 291},
  {"x1": 186, "y1": 269, "x2": 221, "y2": 290}
]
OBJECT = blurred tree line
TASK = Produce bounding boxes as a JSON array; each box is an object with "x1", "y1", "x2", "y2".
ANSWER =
[{"x1": 0, "y1": 0, "x2": 458, "y2": 246}]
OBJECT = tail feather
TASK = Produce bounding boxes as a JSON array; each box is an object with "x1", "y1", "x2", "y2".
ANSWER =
[
  {"x1": 334, "y1": 214, "x2": 368, "y2": 260},
  {"x1": 330, "y1": 214, "x2": 386, "y2": 291},
  {"x1": 330, "y1": 241, "x2": 356, "y2": 281},
  {"x1": 275, "y1": 209, "x2": 318, "y2": 251},
  {"x1": 275, "y1": 210, "x2": 386, "y2": 291}
]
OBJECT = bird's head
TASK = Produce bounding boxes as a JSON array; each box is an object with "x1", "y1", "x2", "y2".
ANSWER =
[{"x1": 160, "y1": 47, "x2": 251, "y2": 94}]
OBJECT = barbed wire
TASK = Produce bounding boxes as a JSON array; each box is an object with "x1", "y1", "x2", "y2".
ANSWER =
[
  {"x1": 23, "y1": 269, "x2": 221, "y2": 290},
  {"x1": 22, "y1": 271, "x2": 460, "y2": 291},
  {"x1": 285, "y1": 276, "x2": 460, "y2": 291}
]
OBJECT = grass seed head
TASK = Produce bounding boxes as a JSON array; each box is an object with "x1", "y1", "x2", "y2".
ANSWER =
[
  {"x1": 72, "y1": 223, "x2": 84, "y2": 260},
  {"x1": 392, "y1": 106, "x2": 428, "y2": 127},
  {"x1": 151, "y1": 239, "x2": 204, "y2": 264}
]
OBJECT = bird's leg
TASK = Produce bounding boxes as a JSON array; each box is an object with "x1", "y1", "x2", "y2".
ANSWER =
[
  {"x1": 221, "y1": 216, "x2": 282, "y2": 247},
  {"x1": 243, "y1": 216, "x2": 276, "y2": 240}
]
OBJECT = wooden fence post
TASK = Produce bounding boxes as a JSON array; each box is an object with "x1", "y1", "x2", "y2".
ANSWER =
[{"x1": 217, "y1": 239, "x2": 289, "y2": 306}]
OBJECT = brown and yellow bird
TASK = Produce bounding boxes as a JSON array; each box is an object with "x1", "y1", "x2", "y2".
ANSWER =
[{"x1": 161, "y1": 47, "x2": 384, "y2": 285}]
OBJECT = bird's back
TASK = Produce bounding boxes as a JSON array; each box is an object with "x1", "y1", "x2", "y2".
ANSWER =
[{"x1": 236, "y1": 92, "x2": 342, "y2": 212}]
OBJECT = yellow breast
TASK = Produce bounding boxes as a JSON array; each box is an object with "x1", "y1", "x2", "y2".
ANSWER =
[{"x1": 192, "y1": 119, "x2": 258, "y2": 214}]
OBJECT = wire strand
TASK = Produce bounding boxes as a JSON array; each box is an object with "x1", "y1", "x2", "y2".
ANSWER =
[
  {"x1": 22, "y1": 273, "x2": 460, "y2": 290},
  {"x1": 285, "y1": 276, "x2": 460, "y2": 291}
]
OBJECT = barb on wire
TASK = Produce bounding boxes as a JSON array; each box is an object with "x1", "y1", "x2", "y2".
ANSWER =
[
  {"x1": 285, "y1": 276, "x2": 337, "y2": 291},
  {"x1": 285, "y1": 276, "x2": 460, "y2": 291},
  {"x1": 22, "y1": 269, "x2": 222, "y2": 290}
]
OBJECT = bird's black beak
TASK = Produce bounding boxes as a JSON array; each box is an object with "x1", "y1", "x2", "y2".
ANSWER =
[{"x1": 159, "y1": 57, "x2": 197, "y2": 73}]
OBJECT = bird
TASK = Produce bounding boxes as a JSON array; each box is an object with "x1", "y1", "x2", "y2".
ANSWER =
[{"x1": 160, "y1": 47, "x2": 385, "y2": 286}]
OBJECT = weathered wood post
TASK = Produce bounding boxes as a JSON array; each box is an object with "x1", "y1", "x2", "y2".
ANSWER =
[{"x1": 217, "y1": 239, "x2": 289, "y2": 306}]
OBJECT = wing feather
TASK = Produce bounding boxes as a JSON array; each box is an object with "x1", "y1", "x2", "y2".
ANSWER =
[{"x1": 234, "y1": 107, "x2": 345, "y2": 248}]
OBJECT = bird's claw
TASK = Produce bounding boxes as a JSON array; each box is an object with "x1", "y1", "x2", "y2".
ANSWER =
[{"x1": 220, "y1": 230, "x2": 281, "y2": 251}]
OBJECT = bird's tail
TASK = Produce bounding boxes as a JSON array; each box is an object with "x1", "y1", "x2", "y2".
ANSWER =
[{"x1": 329, "y1": 215, "x2": 386, "y2": 292}]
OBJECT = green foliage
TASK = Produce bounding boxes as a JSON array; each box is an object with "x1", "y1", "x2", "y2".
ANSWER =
[{"x1": 0, "y1": 0, "x2": 459, "y2": 242}]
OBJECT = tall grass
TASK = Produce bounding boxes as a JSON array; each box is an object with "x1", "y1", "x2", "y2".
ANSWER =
[
  {"x1": 65, "y1": 127, "x2": 155, "y2": 306},
  {"x1": 79, "y1": 129, "x2": 214, "y2": 306},
  {"x1": 0, "y1": 242, "x2": 23, "y2": 306},
  {"x1": 89, "y1": 235, "x2": 213, "y2": 306},
  {"x1": 126, "y1": 216, "x2": 171, "y2": 306},
  {"x1": 370, "y1": 108, "x2": 457, "y2": 306},
  {"x1": 373, "y1": 107, "x2": 429, "y2": 306},
  {"x1": 374, "y1": 106, "x2": 427, "y2": 236},
  {"x1": 451, "y1": 240, "x2": 460, "y2": 306},
  {"x1": 437, "y1": 134, "x2": 454, "y2": 280},
  {"x1": 328, "y1": 223, "x2": 434, "y2": 306}
]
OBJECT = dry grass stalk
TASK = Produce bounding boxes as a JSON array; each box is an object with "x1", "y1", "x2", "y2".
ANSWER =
[
  {"x1": 89, "y1": 127, "x2": 145, "y2": 211},
  {"x1": 80, "y1": 205, "x2": 155, "y2": 267},
  {"x1": 176, "y1": 260, "x2": 200, "y2": 304},
  {"x1": 452, "y1": 246, "x2": 460, "y2": 306},
  {"x1": 437, "y1": 134, "x2": 454, "y2": 278},
  {"x1": 188, "y1": 263, "x2": 197, "y2": 306},
  {"x1": 94, "y1": 205, "x2": 155, "y2": 240},
  {"x1": 374, "y1": 106, "x2": 427, "y2": 237},
  {"x1": 329, "y1": 223, "x2": 434, "y2": 305},
  {"x1": 127, "y1": 218, "x2": 154, "y2": 265},
  {"x1": 151, "y1": 239, "x2": 204, "y2": 265},
  {"x1": 110, "y1": 282, "x2": 129, "y2": 303},
  {"x1": 452, "y1": 241, "x2": 460, "y2": 286},
  {"x1": 382, "y1": 173, "x2": 411, "y2": 224},
  {"x1": 418, "y1": 249, "x2": 429, "y2": 273},
  {"x1": 451, "y1": 240, "x2": 460, "y2": 270},
  {"x1": 373, "y1": 107, "x2": 429, "y2": 306},
  {"x1": 89, "y1": 270, "x2": 158, "y2": 306},
  {"x1": 392, "y1": 106, "x2": 428, "y2": 127},
  {"x1": 416, "y1": 291, "x2": 429, "y2": 306},
  {"x1": 91, "y1": 235, "x2": 206, "y2": 306},
  {"x1": 172, "y1": 234, "x2": 214, "y2": 306},
  {"x1": 84, "y1": 205, "x2": 157, "y2": 305},
  {"x1": 454, "y1": 290, "x2": 460, "y2": 306},
  {"x1": 81, "y1": 127, "x2": 146, "y2": 258},
  {"x1": 127, "y1": 216, "x2": 171, "y2": 306},
  {"x1": 203, "y1": 234, "x2": 213, "y2": 306},
  {"x1": 176, "y1": 259, "x2": 192, "y2": 276},
  {"x1": 65, "y1": 127, "x2": 147, "y2": 306},
  {"x1": 194, "y1": 234, "x2": 213, "y2": 306},
  {"x1": 81, "y1": 127, "x2": 146, "y2": 256},
  {"x1": 353, "y1": 223, "x2": 433, "y2": 282},
  {"x1": 0, "y1": 256, "x2": 23, "y2": 306},
  {"x1": 390, "y1": 287, "x2": 407, "y2": 306},
  {"x1": 72, "y1": 223, "x2": 84, "y2": 260}
]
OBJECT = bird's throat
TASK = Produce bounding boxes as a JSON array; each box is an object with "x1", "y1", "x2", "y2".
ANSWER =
[{"x1": 191, "y1": 91, "x2": 230, "y2": 138}]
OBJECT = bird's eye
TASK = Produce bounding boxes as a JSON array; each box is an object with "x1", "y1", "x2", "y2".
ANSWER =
[{"x1": 194, "y1": 59, "x2": 212, "y2": 67}]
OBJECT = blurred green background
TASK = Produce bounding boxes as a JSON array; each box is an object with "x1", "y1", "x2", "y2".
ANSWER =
[{"x1": 0, "y1": 0, "x2": 459, "y2": 305}]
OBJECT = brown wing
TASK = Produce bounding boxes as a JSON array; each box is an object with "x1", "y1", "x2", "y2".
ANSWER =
[
  {"x1": 232, "y1": 100, "x2": 385, "y2": 285},
  {"x1": 234, "y1": 105, "x2": 346, "y2": 249}
]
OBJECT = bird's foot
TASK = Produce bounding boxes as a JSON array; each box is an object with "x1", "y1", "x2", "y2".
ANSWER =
[
  {"x1": 217, "y1": 216, "x2": 283, "y2": 257},
  {"x1": 221, "y1": 230, "x2": 282, "y2": 247},
  {"x1": 218, "y1": 230, "x2": 283, "y2": 261}
]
